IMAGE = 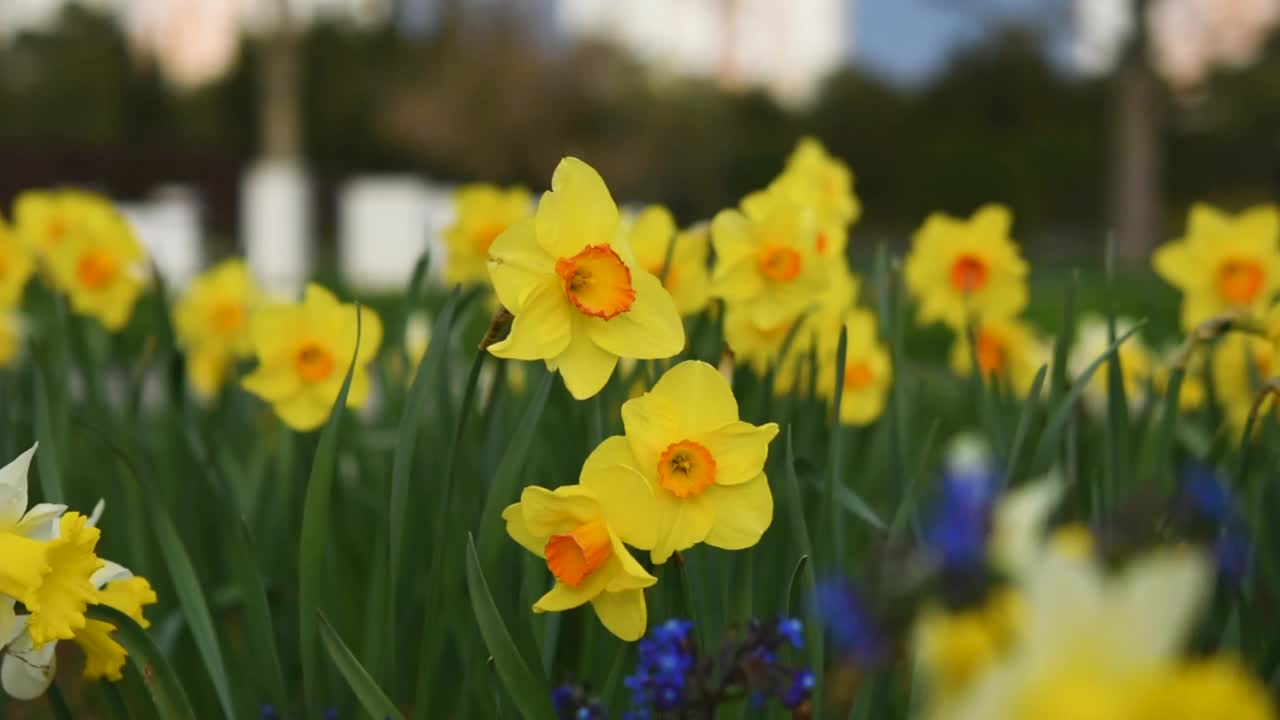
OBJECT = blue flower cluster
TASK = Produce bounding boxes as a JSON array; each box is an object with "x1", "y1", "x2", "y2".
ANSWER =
[
  {"x1": 552, "y1": 683, "x2": 607, "y2": 720},
  {"x1": 624, "y1": 619, "x2": 698, "y2": 717},
  {"x1": 816, "y1": 578, "x2": 880, "y2": 663},
  {"x1": 1180, "y1": 464, "x2": 1252, "y2": 586},
  {"x1": 923, "y1": 460, "x2": 999, "y2": 570}
]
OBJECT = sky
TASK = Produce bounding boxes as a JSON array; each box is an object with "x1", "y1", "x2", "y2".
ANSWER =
[{"x1": 854, "y1": 0, "x2": 1066, "y2": 85}]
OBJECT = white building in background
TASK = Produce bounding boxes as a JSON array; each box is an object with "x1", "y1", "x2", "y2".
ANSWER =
[{"x1": 556, "y1": 0, "x2": 851, "y2": 107}]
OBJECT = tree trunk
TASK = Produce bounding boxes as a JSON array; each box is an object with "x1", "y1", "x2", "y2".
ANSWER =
[
  {"x1": 1108, "y1": 0, "x2": 1162, "y2": 265},
  {"x1": 260, "y1": 24, "x2": 301, "y2": 160}
]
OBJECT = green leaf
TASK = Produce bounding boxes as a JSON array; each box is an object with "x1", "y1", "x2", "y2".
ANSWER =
[
  {"x1": 32, "y1": 359, "x2": 64, "y2": 504},
  {"x1": 820, "y1": 324, "x2": 849, "y2": 566},
  {"x1": 184, "y1": 428, "x2": 288, "y2": 710},
  {"x1": 76, "y1": 419, "x2": 238, "y2": 720},
  {"x1": 318, "y1": 613, "x2": 406, "y2": 720},
  {"x1": 1030, "y1": 320, "x2": 1146, "y2": 472},
  {"x1": 1004, "y1": 365, "x2": 1048, "y2": 483},
  {"x1": 464, "y1": 533, "x2": 556, "y2": 720},
  {"x1": 477, "y1": 370, "x2": 555, "y2": 571},
  {"x1": 299, "y1": 306, "x2": 363, "y2": 711},
  {"x1": 87, "y1": 604, "x2": 197, "y2": 720},
  {"x1": 783, "y1": 555, "x2": 809, "y2": 618},
  {"x1": 779, "y1": 428, "x2": 823, "y2": 713}
]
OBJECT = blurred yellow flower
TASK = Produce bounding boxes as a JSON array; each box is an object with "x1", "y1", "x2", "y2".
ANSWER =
[
  {"x1": 242, "y1": 284, "x2": 384, "y2": 431},
  {"x1": 173, "y1": 259, "x2": 261, "y2": 400},
  {"x1": 915, "y1": 589, "x2": 1022, "y2": 703},
  {"x1": 711, "y1": 194, "x2": 827, "y2": 331},
  {"x1": 1210, "y1": 332, "x2": 1276, "y2": 433},
  {"x1": 0, "y1": 217, "x2": 35, "y2": 307},
  {"x1": 744, "y1": 138, "x2": 860, "y2": 259},
  {"x1": 486, "y1": 158, "x2": 684, "y2": 400},
  {"x1": 582, "y1": 360, "x2": 779, "y2": 563},
  {"x1": 11, "y1": 189, "x2": 109, "y2": 264},
  {"x1": 0, "y1": 311, "x2": 22, "y2": 369},
  {"x1": 503, "y1": 485, "x2": 656, "y2": 641},
  {"x1": 44, "y1": 201, "x2": 148, "y2": 331},
  {"x1": 1153, "y1": 204, "x2": 1280, "y2": 332},
  {"x1": 1132, "y1": 658, "x2": 1275, "y2": 720},
  {"x1": 949, "y1": 317, "x2": 1048, "y2": 398},
  {"x1": 904, "y1": 204, "x2": 1028, "y2": 330},
  {"x1": 722, "y1": 306, "x2": 798, "y2": 378},
  {"x1": 818, "y1": 308, "x2": 892, "y2": 426},
  {"x1": 624, "y1": 207, "x2": 711, "y2": 316},
  {"x1": 1068, "y1": 315, "x2": 1153, "y2": 416},
  {"x1": 445, "y1": 184, "x2": 532, "y2": 287}
]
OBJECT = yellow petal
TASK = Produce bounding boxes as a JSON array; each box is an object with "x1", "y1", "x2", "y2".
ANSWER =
[
  {"x1": 579, "y1": 436, "x2": 661, "y2": 550},
  {"x1": 27, "y1": 513, "x2": 102, "y2": 646},
  {"x1": 649, "y1": 360, "x2": 740, "y2": 434},
  {"x1": 970, "y1": 204, "x2": 1012, "y2": 239},
  {"x1": 710, "y1": 210, "x2": 759, "y2": 269},
  {"x1": 552, "y1": 328, "x2": 618, "y2": 400},
  {"x1": 620, "y1": 387, "x2": 681, "y2": 477},
  {"x1": 517, "y1": 485, "x2": 601, "y2": 537},
  {"x1": 584, "y1": 272, "x2": 684, "y2": 359},
  {"x1": 534, "y1": 571, "x2": 610, "y2": 612},
  {"x1": 488, "y1": 218, "x2": 555, "y2": 313},
  {"x1": 591, "y1": 588, "x2": 648, "y2": 641},
  {"x1": 487, "y1": 281, "x2": 573, "y2": 361},
  {"x1": 700, "y1": 421, "x2": 779, "y2": 486},
  {"x1": 1152, "y1": 242, "x2": 1198, "y2": 291},
  {"x1": 535, "y1": 157, "x2": 620, "y2": 260},
  {"x1": 503, "y1": 503, "x2": 546, "y2": 558},
  {"x1": 603, "y1": 534, "x2": 657, "y2": 591},
  {"x1": 650, "y1": 492, "x2": 715, "y2": 564},
  {"x1": 272, "y1": 390, "x2": 334, "y2": 432},
  {"x1": 701, "y1": 473, "x2": 773, "y2": 551},
  {"x1": 242, "y1": 360, "x2": 303, "y2": 403}
]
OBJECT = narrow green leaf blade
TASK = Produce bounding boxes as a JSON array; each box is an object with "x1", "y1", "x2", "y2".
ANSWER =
[
  {"x1": 318, "y1": 613, "x2": 406, "y2": 720},
  {"x1": 87, "y1": 605, "x2": 197, "y2": 720}
]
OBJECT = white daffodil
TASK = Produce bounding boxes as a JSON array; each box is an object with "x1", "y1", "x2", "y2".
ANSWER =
[
  {"x1": 2, "y1": 556, "x2": 155, "y2": 700},
  {"x1": 0, "y1": 444, "x2": 67, "y2": 641}
]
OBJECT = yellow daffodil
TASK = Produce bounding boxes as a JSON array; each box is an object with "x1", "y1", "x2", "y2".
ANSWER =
[
  {"x1": 744, "y1": 138, "x2": 860, "y2": 259},
  {"x1": 43, "y1": 199, "x2": 148, "y2": 331},
  {"x1": 817, "y1": 308, "x2": 892, "y2": 426},
  {"x1": 0, "y1": 446, "x2": 104, "y2": 649},
  {"x1": 712, "y1": 193, "x2": 826, "y2": 331},
  {"x1": 0, "y1": 311, "x2": 22, "y2": 369},
  {"x1": 11, "y1": 189, "x2": 108, "y2": 264},
  {"x1": 724, "y1": 258, "x2": 856, "y2": 388},
  {"x1": 3, "y1": 559, "x2": 156, "y2": 698},
  {"x1": 486, "y1": 158, "x2": 684, "y2": 400},
  {"x1": 1153, "y1": 204, "x2": 1280, "y2": 331},
  {"x1": 1067, "y1": 315, "x2": 1153, "y2": 416},
  {"x1": 624, "y1": 207, "x2": 712, "y2": 316},
  {"x1": 904, "y1": 205, "x2": 1028, "y2": 330},
  {"x1": 242, "y1": 284, "x2": 384, "y2": 431},
  {"x1": 503, "y1": 485, "x2": 656, "y2": 641},
  {"x1": 929, "y1": 474, "x2": 1276, "y2": 720},
  {"x1": 949, "y1": 318, "x2": 1048, "y2": 398},
  {"x1": 1210, "y1": 332, "x2": 1276, "y2": 433},
  {"x1": 0, "y1": 217, "x2": 35, "y2": 307},
  {"x1": 444, "y1": 184, "x2": 532, "y2": 287},
  {"x1": 915, "y1": 589, "x2": 1023, "y2": 703},
  {"x1": 173, "y1": 259, "x2": 261, "y2": 400},
  {"x1": 582, "y1": 360, "x2": 779, "y2": 563}
]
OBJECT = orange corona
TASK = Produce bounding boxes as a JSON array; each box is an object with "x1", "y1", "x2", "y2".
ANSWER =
[
  {"x1": 949, "y1": 255, "x2": 988, "y2": 294},
  {"x1": 544, "y1": 519, "x2": 612, "y2": 587},
  {"x1": 657, "y1": 440, "x2": 717, "y2": 498},
  {"x1": 555, "y1": 245, "x2": 637, "y2": 319}
]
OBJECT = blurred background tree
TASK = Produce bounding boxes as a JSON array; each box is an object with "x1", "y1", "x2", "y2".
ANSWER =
[{"x1": 0, "y1": 0, "x2": 1276, "y2": 262}]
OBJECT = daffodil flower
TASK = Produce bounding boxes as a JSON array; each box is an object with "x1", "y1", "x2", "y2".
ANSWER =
[
  {"x1": 711, "y1": 194, "x2": 827, "y2": 332},
  {"x1": 3, "y1": 536, "x2": 156, "y2": 699},
  {"x1": 819, "y1": 309, "x2": 892, "y2": 426},
  {"x1": 12, "y1": 189, "x2": 104, "y2": 263},
  {"x1": 948, "y1": 317, "x2": 1048, "y2": 399},
  {"x1": 1153, "y1": 204, "x2": 1280, "y2": 332},
  {"x1": 40, "y1": 195, "x2": 149, "y2": 331},
  {"x1": 0, "y1": 216, "x2": 35, "y2": 307},
  {"x1": 0, "y1": 445, "x2": 103, "y2": 650},
  {"x1": 173, "y1": 258, "x2": 262, "y2": 400},
  {"x1": 444, "y1": 184, "x2": 533, "y2": 287},
  {"x1": 743, "y1": 137, "x2": 861, "y2": 258},
  {"x1": 486, "y1": 158, "x2": 684, "y2": 400},
  {"x1": 903, "y1": 204, "x2": 1028, "y2": 331},
  {"x1": 242, "y1": 284, "x2": 384, "y2": 431},
  {"x1": 623, "y1": 207, "x2": 712, "y2": 317},
  {"x1": 583, "y1": 360, "x2": 779, "y2": 563},
  {"x1": 503, "y1": 485, "x2": 656, "y2": 641}
]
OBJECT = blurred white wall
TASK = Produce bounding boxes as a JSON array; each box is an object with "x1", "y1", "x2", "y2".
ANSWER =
[
  {"x1": 243, "y1": 160, "x2": 311, "y2": 298},
  {"x1": 118, "y1": 185, "x2": 205, "y2": 291}
]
